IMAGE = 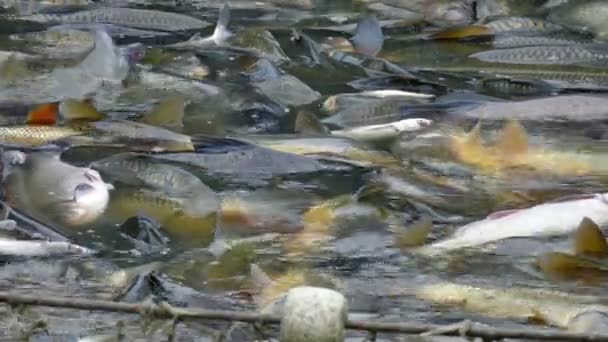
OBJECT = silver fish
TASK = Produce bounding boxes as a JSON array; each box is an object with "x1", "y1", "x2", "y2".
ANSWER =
[
  {"x1": 19, "y1": 7, "x2": 210, "y2": 32},
  {"x1": 442, "y1": 94, "x2": 608, "y2": 121},
  {"x1": 470, "y1": 44, "x2": 608, "y2": 67},
  {"x1": 415, "y1": 193, "x2": 608, "y2": 255}
]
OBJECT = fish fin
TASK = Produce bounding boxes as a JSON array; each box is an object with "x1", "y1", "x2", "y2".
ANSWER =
[
  {"x1": 321, "y1": 36, "x2": 354, "y2": 52},
  {"x1": 220, "y1": 198, "x2": 255, "y2": 226},
  {"x1": 537, "y1": 251, "x2": 582, "y2": 276},
  {"x1": 574, "y1": 217, "x2": 608, "y2": 257},
  {"x1": 486, "y1": 209, "x2": 520, "y2": 220},
  {"x1": 496, "y1": 119, "x2": 528, "y2": 155},
  {"x1": 294, "y1": 111, "x2": 330, "y2": 135},
  {"x1": 395, "y1": 215, "x2": 433, "y2": 248},
  {"x1": 428, "y1": 25, "x2": 492, "y2": 40},
  {"x1": 250, "y1": 263, "x2": 274, "y2": 293},
  {"x1": 25, "y1": 102, "x2": 59, "y2": 125},
  {"x1": 140, "y1": 95, "x2": 186, "y2": 129},
  {"x1": 60, "y1": 98, "x2": 106, "y2": 121},
  {"x1": 211, "y1": 1, "x2": 232, "y2": 44},
  {"x1": 462, "y1": 120, "x2": 483, "y2": 147},
  {"x1": 350, "y1": 15, "x2": 384, "y2": 56}
]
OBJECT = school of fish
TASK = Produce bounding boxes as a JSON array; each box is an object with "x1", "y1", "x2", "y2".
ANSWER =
[{"x1": 1, "y1": 0, "x2": 608, "y2": 340}]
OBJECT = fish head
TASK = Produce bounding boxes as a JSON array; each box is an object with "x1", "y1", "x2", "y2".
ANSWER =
[
  {"x1": 54, "y1": 168, "x2": 110, "y2": 226},
  {"x1": 0, "y1": 150, "x2": 26, "y2": 181}
]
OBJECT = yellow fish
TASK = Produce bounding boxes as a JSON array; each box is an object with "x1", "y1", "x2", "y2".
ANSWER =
[
  {"x1": 450, "y1": 119, "x2": 600, "y2": 177},
  {"x1": 537, "y1": 217, "x2": 608, "y2": 284}
]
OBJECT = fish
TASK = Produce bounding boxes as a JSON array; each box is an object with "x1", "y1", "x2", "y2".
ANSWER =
[
  {"x1": 445, "y1": 119, "x2": 608, "y2": 177},
  {"x1": 170, "y1": 2, "x2": 233, "y2": 49},
  {"x1": 103, "y1": 189, "x2": 217, "y2": 246},
  {"x1": 415, "y1": 281, "x2": 608, "y2": 333},
  {"x1": 342, "y1": 15, "x2": 384, "y2": 57},
  {"x1": 412, "y1": 193, "x2": 608, "y2": 256},
  {"x1": 89, "y1": 119, "x2": 195, "y2": 152},
  {"x1": 8, "y1": 26, "x2": 95, "y2": 60},
  {"x1": 473, "y1": 77, "x2": 559, "y2": 97},
  {"x1": 241, "y1": 133, "x2": 400, "y2": 168},
  {"x1": 248, "y1": 263, "x2": 337, "y2": 313},
  {"x1": 245, "y1": 58, "x2": 320, "y2": 108},
  {"x1": 18, "y1": 7, "x2": 210, "y2": 32},
  {"x1": 138, "y1": 94, "x2": 187, "y2": 130},
  {"x1": 380, "y1": 0, "x2": 474, "y2": 27},
  {"x1": 0, "y1": 238, "x2": 93, "y2": 257},
  {"x1": 491, "y1": 33, "x2": 595, "y2": 49},
  {"x1": 295, "y1": 110, "x2": 432, "y2": 148},
  {"x1": 405, "y1": 94, "x2": 608, "y2": 121},
  {"x1": 549, "y1": 0, "x2": 608, "y2": 40},
  {"x1": 418, "y1": 64, "x2": 608, "y2": 91},
  {"x1": 429, "y1": 16, "x2": 562, "y2": 40},
  {"x1": 3, "y1": 151, "x2": 112, "y2": 227},
  {"x1": 151, "y1": 136, "x2": 345, "y2": 185},
  {"x1": 537, "y1": 217, "x2": 608, "y2": 282},
  {"x1": 90, "y1": 152, "x2": 220, "y2": 216},
  {"x1": 46, "y1": 23, "x2": 171, "y2": 42},
  {"x1": 51, "y1": 29, "x2": 133, "y2": 98},
  {"x1": 469, "y1": 44, "x2": 608, "y2": 67},
  {"x1": 323, "y1": 95, "x2": 432, "y2": 128},
  {"x1": 323, "y1": 90, "x2": 434, "y2": 113},
  {"x1": 173, "y1": 4, "x2": 289, "y2": 64},
  {"x1": 475, "y1": 0, "x2": 549, "y2": 19},
  {"x1": 0, "y1": 125, "x2": 84, "y2": 147},
  {"x1": 0, "y1": 97, "x2": 191, "y2": 150}
]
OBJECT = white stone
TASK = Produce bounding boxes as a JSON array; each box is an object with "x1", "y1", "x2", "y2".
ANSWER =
[{"x1": 280, "y1": 286, "x2": 347, "y2": 342}]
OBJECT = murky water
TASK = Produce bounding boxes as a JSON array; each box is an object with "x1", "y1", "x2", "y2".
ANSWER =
[{"x1": 1, "y1": 0, "x2": 608, "y2": 341}]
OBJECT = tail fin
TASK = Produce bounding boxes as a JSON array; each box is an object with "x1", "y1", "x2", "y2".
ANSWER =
[
  {"x1": 294, "y1": 111, "x2": 330, "y2": 135},
  {"x1": 350, "y1": 16, "x2": 384, "y2": 57},
  {"x1": 140, "y1": 95, "x2": 186, "y2": 129},
  {"x1": 574, "y1": 217, "x2": 608, "y2": 257},
  {"x1": 26, "y1": 102, "x2": 60, "y2": 125},
  {"x1": 211, "y1": 2, "x2": 233, "y2": 44},
  {"x1": 59, "y1": 98, "x2": 106, "y2": 121}
]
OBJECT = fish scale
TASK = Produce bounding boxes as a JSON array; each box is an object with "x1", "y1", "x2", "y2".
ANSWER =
[
  {"x1": 470, "y1": 45, "x2": 608, "y2": 66},
  {"x1": 485, "y1": 17, "x2": 561, "y2": 33},
  {"x1": 19, "y1": 7, "x2": 210, "y2": 32}
]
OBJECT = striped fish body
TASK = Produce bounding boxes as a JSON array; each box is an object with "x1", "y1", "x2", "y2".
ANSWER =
[
  {"x1": 0, "y1": 125, "x2": 83, "y2": 146},
  {"x1": 471, "y1": 45, "x2": 608, "y2": 67},
  {"x1": 20, "y1": 7, "x2": 210, "y2": 32}
]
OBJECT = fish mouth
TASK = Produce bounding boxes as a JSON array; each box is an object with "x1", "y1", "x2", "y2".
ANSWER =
[{"x1": 52, "y1": 169, "x2": 110, "y2": 226}]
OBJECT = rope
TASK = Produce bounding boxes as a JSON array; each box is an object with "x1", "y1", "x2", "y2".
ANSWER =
[{"x1": 0, "y1": 291, "x2": 607, "y2": 341}]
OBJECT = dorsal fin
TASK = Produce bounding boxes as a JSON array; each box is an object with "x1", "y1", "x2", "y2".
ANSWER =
[
  {"x1": 428, "y1": 25, "x2": 492, "y2": 40},
  {"x1": 463, "y1": 120, "x2": 483, "y2": 147},
  {"x1": 496, "y1": 119, "x2": 528, "y2": 155},
  {"x1": 294, "y1": 111, "x2": 330, "y2": 135},
  {"x1": 395, "y1": 215, "x2": 433, "y2": 248},
  {"x1": 26, "y1": 102, "x2": 59, "y2": 125},
  {"x1": 140, "y1": 95, "x2": 186, "y2": 129},
  {"x1": 537, "y1": 251, "x2": 581, "y2": 276},
  {"x1": 574, "y1": 217, "x2": 608, "y2": 257},
  {"x1": 59, "y1": 98, "x2": 106, "y2": 121},
  {"x1": 250, "y1": 263, "x2": 274, "y2": 292}
]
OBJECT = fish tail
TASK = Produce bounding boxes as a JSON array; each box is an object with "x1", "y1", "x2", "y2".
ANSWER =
[{"x1": 211, "y1": 2, "x2": 232, "y2": 44}]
